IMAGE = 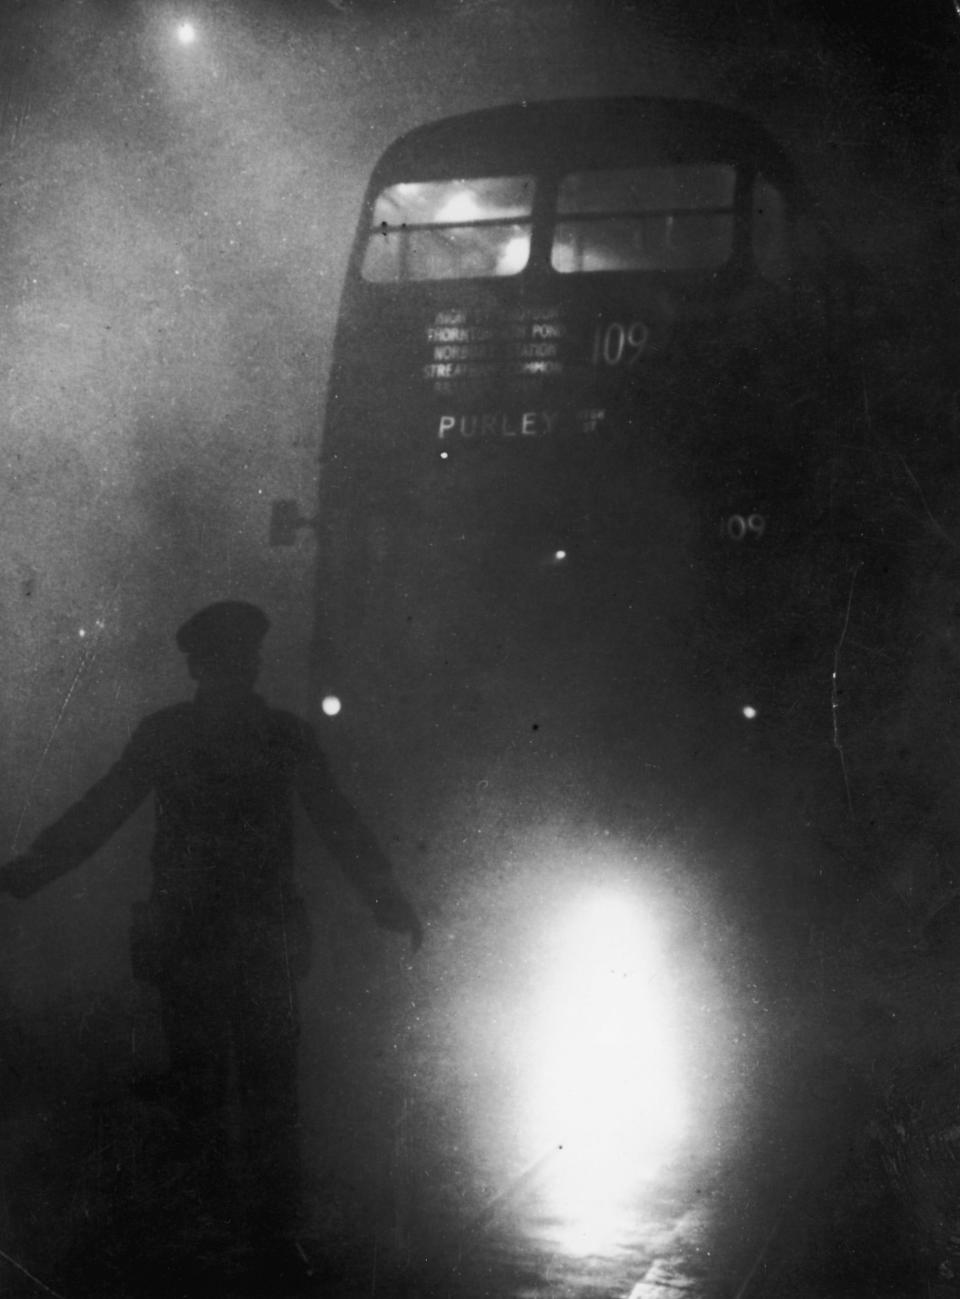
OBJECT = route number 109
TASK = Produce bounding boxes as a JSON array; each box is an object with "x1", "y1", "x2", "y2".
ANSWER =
[
  {"x1": 724, "y1": 513, "x2": 767, "y2": 541},
  {"x1": 592, "y1": 320, "x2": 649, "y2": 367}
]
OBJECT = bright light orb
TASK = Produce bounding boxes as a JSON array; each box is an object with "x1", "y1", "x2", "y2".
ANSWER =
[
  {"x1": 742, "y1": 705, "x2": 758, "y2": 720},
  {"x1": 176, "y1": 21, "x2": 197, "y2": 45},
  {"x1": 321, "y1": 695, "x2": 342, "y2": 717}
]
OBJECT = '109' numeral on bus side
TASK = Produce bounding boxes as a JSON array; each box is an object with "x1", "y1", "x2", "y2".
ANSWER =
[
  {"x1": 592, "y1": 320, "x2": 650, "y2": 367},
  {"x1": 724, "y1": 513, "x2": 767, "y2": 541}
]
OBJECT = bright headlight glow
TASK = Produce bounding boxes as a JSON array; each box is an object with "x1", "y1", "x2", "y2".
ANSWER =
[
  {"x1": 176, "y1": 21, "x2": 197, "y2": 44},
  {"x1": 520, "y1": 887, "x2": 686, "y2": 1253}
]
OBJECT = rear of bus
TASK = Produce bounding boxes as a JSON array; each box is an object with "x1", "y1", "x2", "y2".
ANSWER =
[{"x1": 311, "y1": 98, "x2": 866, "y2": 842}]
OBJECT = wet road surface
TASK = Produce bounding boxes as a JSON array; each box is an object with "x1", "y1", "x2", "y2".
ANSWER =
[{"x1": 4, "y1": 1065, "x2": 946, "y2": 1299}]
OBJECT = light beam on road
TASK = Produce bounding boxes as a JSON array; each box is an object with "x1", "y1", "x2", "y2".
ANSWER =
[{"x1": 521, "y1": 885, "x2": 687, "y2": 1253}]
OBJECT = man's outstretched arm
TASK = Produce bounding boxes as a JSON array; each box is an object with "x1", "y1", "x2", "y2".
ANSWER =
[
  {"x1": 1, "y1": 720, "x2": 160, "y2": 898},
  {"x1": 294, "y1": 725, "x2": 423, "y2": 949}
]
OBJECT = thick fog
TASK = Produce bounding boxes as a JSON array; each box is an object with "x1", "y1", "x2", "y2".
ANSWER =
[
  {"x1": 0, "y1": 1, "x2": 958, "y2": 1294},
  {"x1": 2, "y1": 0, "x2": 953, "y2": 968}
]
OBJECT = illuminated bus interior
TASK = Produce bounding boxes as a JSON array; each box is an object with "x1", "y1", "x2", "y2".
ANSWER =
[
  {"x1": 359, "y1": 162, "x2": 781, "y2": 281},
  {"x1": 552, "y1": 164, "x2": 736, "y2": 273},
  {"x1": 361, "y1": 175, "x2": 535, "y2": 281}
]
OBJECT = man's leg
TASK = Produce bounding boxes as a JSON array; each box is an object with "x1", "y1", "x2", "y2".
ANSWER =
[
  {"x1": 157, "y1": 969, "x2": 233, "y2": 1208},
  {"x1": 232, "y1": 948, "x2": 303, "y2": 1245}
]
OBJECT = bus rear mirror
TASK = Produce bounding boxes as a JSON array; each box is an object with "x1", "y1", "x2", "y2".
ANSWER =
[{"x1": 269, "y1": 499, "x2": 314, "y2": 547}]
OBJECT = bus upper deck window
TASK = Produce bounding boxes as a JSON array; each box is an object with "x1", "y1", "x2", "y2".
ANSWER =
[
  {"x1": 361, "y1": 176, "x2": 534, "y2": 281},
  {"x1": 551, "y1": 164, "x2": 736, "y2": 274},
  {"x1": 751, "y1": 177, "x2": 791, "y2": 285}
]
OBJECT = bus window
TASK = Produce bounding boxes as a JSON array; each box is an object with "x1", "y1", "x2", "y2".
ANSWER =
[
  {"x1": 361, "y1": 176, "x2": 534, "y2": 281},
  {"x1": 551, "y1": 164, "x2": 736, "y2": 273},
  {"x1": 751, "y1": 176, "x2": 791, "y2": 285}
]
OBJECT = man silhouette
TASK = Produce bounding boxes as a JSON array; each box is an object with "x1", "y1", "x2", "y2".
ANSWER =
[{"x1": 0, "y1": 601, "x2": 422, "y2": 1268}]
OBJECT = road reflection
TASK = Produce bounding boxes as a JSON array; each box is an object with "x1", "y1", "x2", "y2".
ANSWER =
[{"x1": 447, "y1": 1151, "x2": 732, "y2": 1299}]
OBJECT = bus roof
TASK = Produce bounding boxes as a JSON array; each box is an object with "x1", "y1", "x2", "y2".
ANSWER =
[{"x1": 368, "y1": 98, "x2": 796, "y2": 189}]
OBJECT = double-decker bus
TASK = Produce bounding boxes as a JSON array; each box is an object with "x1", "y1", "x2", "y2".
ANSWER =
[
  {"x1": 277, "y1": 97, "x2": 922, "y2": 1281},
  {"x1": 296, "y1": 97, "x2": 898, "y2": 850}
]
